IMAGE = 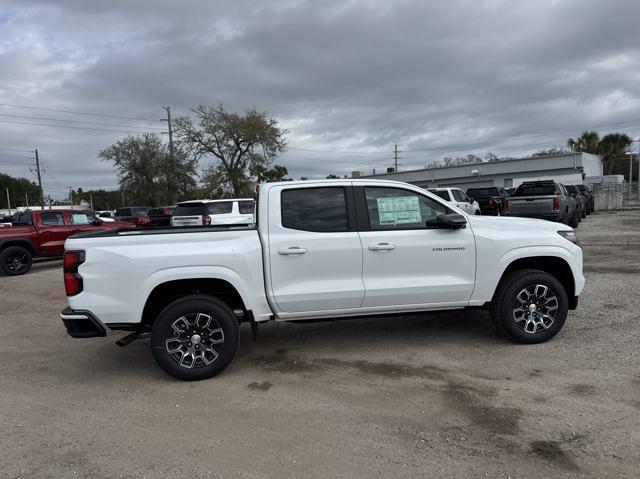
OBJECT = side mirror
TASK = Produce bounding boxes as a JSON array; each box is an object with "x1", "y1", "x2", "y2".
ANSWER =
[
  {"x1": 435, "y1": 213, "x2": 467, "y2": 229},
  {"x1": 468, "y1": 196, "x2": 474, "y2": 202}
]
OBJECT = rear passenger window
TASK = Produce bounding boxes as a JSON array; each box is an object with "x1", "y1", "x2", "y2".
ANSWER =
[
  {"x1": 40, "y1": 212, "x2": 65, "y2": 226},
  {"x1": 238, "y1": 201, "x2": 254, "y2": 214},
  {"x1": 281, "y1": 187, "x2": 348, "y2": 232},
  {"x1": 207, "y1": 202, "x2": 233, "y2": 215}
]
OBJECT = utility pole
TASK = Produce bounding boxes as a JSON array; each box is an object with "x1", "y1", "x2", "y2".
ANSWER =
[
  {"x1": 5, "y1": 188, "x2": 11, "y2": 215},
  {"x1": 162, "y1": 106, "x2": 175, "y2": 204},
  {"x1": 34, "y1": 149, "x2": 44, "y2": 209},
  {"x1": 25, "y1": 193, "x2": 29, "y2": 208},
  {"x1": 90, "y1": 193, "x2": 94, "y2": 211},
  {"x1": 393, "y1": 144, "x2": 402, "y2": 172}
]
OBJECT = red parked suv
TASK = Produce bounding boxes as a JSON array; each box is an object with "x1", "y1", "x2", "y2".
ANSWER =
[{"x1": 0, "y1": 209, "x2": 134, "y2": 276}]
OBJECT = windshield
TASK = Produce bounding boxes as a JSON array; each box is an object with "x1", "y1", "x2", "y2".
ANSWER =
[
  {"x1": 512, "y1": 184, "x2": 556, "y2": 196},
  {"x1": 466, "y1": 188, "x2": 499, "y2": 197}
]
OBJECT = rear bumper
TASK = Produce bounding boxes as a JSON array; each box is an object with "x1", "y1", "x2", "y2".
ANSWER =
[{"x1": 60, "y1": 307, "x2": 107, "y2": 338}]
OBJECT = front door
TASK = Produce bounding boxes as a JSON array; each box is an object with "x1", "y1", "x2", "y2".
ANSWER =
[
  {"x1": 358, "y1": 186, "x2": 476, "y2": 308},
  {"x1": 267, "y1": 185, "x2": 365, "y2": 313}
]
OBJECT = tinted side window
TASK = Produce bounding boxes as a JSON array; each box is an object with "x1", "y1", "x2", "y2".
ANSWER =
[
  {"x1": 40, "y1": 212, "x2": 65, "y2": 226},
  {"x1": 281, "y1": 187, "x2": 348, "y2": 232},
  {"x1": 452, "y1": 190, "x2": 465, "y2": 202},
  {"x1": 365, "y1": 187, "x2": 448, "y2": 230},
  {"x1": 238, "y1": 201, "x2": 254, "y2": 214},
  {"x1": 430, "y1": 190, "x2": 451, "y2": 201},
  {"x1": 207, "y1": 202, "x2": 233, "y2": 215}
]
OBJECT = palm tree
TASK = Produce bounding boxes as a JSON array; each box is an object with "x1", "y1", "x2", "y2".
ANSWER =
[
  {"x1": 567, "y1": 131, "x2": 600, "y2": 153},
  {"x1": 567, "y1": 131, "x2": 632, "y2": 176}
]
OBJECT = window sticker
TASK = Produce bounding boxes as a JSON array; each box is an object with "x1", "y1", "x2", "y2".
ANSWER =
[
  {"x1": 71, "y1": 213, "x2": 90, "y2": 225},
  {"x1": 377, "y1": 196, "x2": 422, "y2": 225}
]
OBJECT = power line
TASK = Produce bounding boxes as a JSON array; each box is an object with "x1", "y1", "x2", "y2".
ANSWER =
[
  {"x1": 0, "y1": 119, "x2": 160, "y2": 135},
  {"x1": 0, "y1": 146, "x2": 34, "y2": 153},
  {"x1": 0, "y1": 102, "x2": 158, "y2": 123},
  {"x1": 0, "y1": 113, "x2": 164, "y2": 131}
]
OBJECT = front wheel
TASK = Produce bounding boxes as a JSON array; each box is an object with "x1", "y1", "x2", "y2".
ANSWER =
[
  {"x1": 0, "y1": 246, "x2": 33, "y2": 276},
  {"x1": 490, "y1": 269, "x2": 568, "y2": 344},
  {"x1": 151, "y1": 295, "x2": 240, "y2": 380}
]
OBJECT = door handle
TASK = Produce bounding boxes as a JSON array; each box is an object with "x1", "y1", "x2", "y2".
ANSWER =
[
  {"x1": 277, "y1": 247, "x2": 307, "y2": 255},
  {"x1": 368, "y1": 243, "x2": 396, "y2": 251}
]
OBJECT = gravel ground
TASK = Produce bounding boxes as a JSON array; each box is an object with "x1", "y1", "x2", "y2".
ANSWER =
[{"x1": 0, "y1": 210, "x2": 639, "y2": 478}]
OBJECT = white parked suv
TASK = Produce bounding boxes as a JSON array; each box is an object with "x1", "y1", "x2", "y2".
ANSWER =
[
  {"x1": 60, "y1": 179, "x2": 583, "y2": 380},
  {"x1": 171, "y1": 199, "x2": 254, "y2": 227},
  {"x1": 428, "y1": 188, "x2": 481, "y2": 215}
]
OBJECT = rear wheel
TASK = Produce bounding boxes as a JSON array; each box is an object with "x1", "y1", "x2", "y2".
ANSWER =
[
  {"x1": 151, "y1": 295, "x2": 240, "y2": 381},
  {"x1": 490, "y1": 269, "x2": 568, "y2": 344},
  {"x1": 0, "y1": 246, "x2": 33, "y2": 276},
  {"x1": 581, "y1": 205, "x2": 586, "y2": 219}
]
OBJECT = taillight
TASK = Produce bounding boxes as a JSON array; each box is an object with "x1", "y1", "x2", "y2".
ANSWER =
[
  {"x1": 64, "y1": 250, "x2": 85, "y2": 296},
  {"x1": 488, "y1": 196, "x2": 496, "y2": 207},
  {"x1": 553, "y1": 194, "x2": 560, "y2": 210},
  {"x1": 202, "y1": 215, "x2": 211, "y2": 225},
  {"x1": 503, "y1": 198, "x2": 509, "y2": 212}
]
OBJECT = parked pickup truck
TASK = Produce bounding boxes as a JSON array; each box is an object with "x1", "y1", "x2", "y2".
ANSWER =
[
  {"x1": 60, "y1": 179, "x2": 584, "y2": 381},
  {"x1": 466, "y1": 187, "x2": 509, "y2": 216},
  {"x1": 0, "y1": 210, "x2": 134, "y2": 275},
  {"x1": 507, "y1": 181, "x2": 580, "y2": 228}
]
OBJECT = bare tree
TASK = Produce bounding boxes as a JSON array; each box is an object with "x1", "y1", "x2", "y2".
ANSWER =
[{"x1": 175, "y1": 105, "x2": 287, "y2": 197}]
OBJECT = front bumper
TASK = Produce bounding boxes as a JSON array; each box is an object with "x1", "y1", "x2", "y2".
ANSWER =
[{"x1": 60, "y1": 307, "x2": 107, "y2": 338}]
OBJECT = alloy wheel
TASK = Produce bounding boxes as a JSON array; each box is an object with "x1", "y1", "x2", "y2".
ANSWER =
[
  {"x1": 164, "y1": 313, "x2": 225, "y2": 368},
  {"x1": 5, "y1": 252, "x2": 28, "y2": 274},
  {"x1": 512, "y1": 284, "x2": 559, "y2": 334}
]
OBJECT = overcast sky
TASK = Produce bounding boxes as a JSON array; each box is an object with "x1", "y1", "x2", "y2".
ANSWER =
[{"x1": 1, "y1": 0, "x2": 639, "y2": 199}]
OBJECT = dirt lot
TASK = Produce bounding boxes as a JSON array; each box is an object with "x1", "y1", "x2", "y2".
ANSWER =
[{"x1": 1, "y1": 210, "x2": 639, "y2": 478}]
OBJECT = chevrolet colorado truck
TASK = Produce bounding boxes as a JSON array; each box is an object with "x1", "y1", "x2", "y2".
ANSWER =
[
  {"x1": 60, "y1": 179, "x2": 584, "y2": 381},
  {"x1": 0, "y1": 209, "x2": 134, "y2": 275}
]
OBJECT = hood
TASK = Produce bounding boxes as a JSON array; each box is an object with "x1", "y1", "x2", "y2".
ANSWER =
[{"x1": 468, "y1": 214, "x2": 568, "y2": 233}]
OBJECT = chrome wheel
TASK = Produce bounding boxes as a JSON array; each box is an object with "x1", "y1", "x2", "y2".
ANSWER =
[
  {"x1": 512, "y1": 284, "x2": 558, "y2": 334},
  {"x1": 165, "y1": 313, "x2": 225, "y2": 369}
]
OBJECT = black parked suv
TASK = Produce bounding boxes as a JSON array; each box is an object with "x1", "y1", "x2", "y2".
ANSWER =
[
  {"x1": 575, "y1": 184, "x2": 595, "y2": 214},
  {"x1": 565, "y1": 185, "x2": 588, "y2": 219}
]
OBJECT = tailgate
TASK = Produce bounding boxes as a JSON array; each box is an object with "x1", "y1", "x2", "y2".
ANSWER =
[
  {"x1": 509, "y1": 196, "x2": 555, "y2": 213},
  {"x1": 172, "y1": 215, "x2": 203, "y2": 227}
]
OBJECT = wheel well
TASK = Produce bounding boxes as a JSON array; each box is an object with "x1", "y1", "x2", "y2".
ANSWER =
[
  {"x1": 141, "y1": 278, "x2": 246, "y2": 328},
  {"x1": 0, "y1": 240, "x2": 35, "y2": 256},
  {"x1": 497, "y1": 256, "x2": 575, "y2": 301}
]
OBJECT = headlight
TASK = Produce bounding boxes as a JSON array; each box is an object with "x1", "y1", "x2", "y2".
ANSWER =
[{"x1": 558, "y1": 230, "x2": 580, "y2": 246}]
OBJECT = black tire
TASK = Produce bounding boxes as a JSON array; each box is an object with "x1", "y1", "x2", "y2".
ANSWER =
[
  {"x1": 0, "y1": 246, "x2": 33, "y2": 276},
  {"x1": 581, "y1": 205, "x2": 586, "y2": 219},
  {"x1": 560, "y1": 210, "x2": 569, "y2": 225},
  {"x1": 569, "y1": 210, "x2": 579, "y2": 228},
  {"x1": 151, "y1": 295, "x2": 240, "y2": 381},
  {"x1": 475, "y1": 211, "x2": 481, "y2": 216},
  {"x1": 490, "y1": 269, "x2": 568, "y2": 344}
]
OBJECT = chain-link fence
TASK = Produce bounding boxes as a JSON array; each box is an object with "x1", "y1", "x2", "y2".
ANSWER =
[{"x1": 592, "y1": 182, "x2": 639, "y2": 209}]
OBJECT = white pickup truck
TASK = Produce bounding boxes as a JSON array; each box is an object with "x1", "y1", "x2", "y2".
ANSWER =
[{"x1": 60, "y1": 179, "x2": 584, "y2": 380}]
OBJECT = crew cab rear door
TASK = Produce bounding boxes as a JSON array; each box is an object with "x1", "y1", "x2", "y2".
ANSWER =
[
  {"x1": 36, "y1": 211, "x2": 73, "y2": 255},
  {"x1": 356, "y1": 186, "x2": 476, "y2": 308},
  {"x1": 266, "y1": 185, "x2": 365, "y2": 313}
]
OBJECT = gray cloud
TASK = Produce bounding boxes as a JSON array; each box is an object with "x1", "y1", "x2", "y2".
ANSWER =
[{"x1": 1, "y1": 0, "x2": 639, "y2": 197}]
